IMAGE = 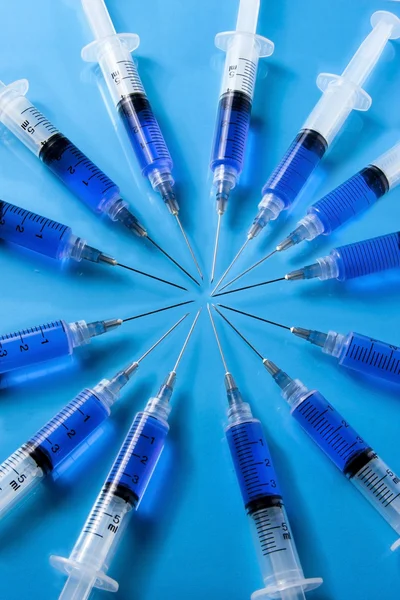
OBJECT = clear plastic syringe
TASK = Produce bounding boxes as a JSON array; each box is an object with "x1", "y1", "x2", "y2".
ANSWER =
[
  {"x1": 214, "y1": 230, "x2": 400, "y2": 297},
  {"x1": 208, "y1": 306, "x2": 322, "y2": 600},
  {"x1": 0, "y1": 79, "x2": 194, "y2": 284},
  {"x1": 50, "y1": 310, "x2": 200, "y2": 600},
  {"x1": 0, "y1": 315, "x2": 186, "y2": 523},
  {"x1": 0, "y1": 199, "x2": 186, "y2": 290},
  {"x1": 212, "y1": 10, "x2": 400, "y2": 293},
  {"x1": 219, "y1": 305, "x2": 400, "y2": 386},
  {"x1": 209, "y1": 0, "x2": 274, "y2": 282},
  {"x1": 0, "y1": 300, "x2": 193, "y2": 375},
  {"x1": 215, "y1": 307, "x2": 400, "y2": 552},
  {"x1": 277, "y1": 141, "x2": 400, "y2": 253},
  {"x1": 79, "y1": 0, "x2": 203, "y2": 280}
]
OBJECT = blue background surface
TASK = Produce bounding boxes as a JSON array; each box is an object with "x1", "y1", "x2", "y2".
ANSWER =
[{"x1": 1, "y1": 0, "x2": 400, "y2": 599}]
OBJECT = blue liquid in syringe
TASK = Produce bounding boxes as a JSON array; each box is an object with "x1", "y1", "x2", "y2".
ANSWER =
[
  {"x1": 0, "y1": 321, "x2": 70, "y2": 373},
  {"x1": 226, "y1": 419, "x2": 282, "y2": 509},
  {"x1": 262, "y1": 129, "x2": 328, "y2": 209},
  {"x1": 311, "y1": 166, "x2": 389, "y2": 234},
  {"x1": 117, "y1": 93, "x2": 172, "y2": 178},
  {"x1": 0, "y1": 200, "x2": 72, "y2": 259},
  {"x1": 39, "y1": 133, "x2": 120, "y2": 214},
  {"x1": 106, "y1": 412, "x2": 168, "y2": 508},
  {"x1": 27, "y1": 389, "x2": 109, "y2": 473},
  {"x1": 340, "y1": 333, "x2": 400, "y2": 383},
  {"x1": 292, "y1": 391, "x2": 371, "y2": 475},
  {"x1": 210, "y1": 91, "x2": 252, "y2": 176},
  {"x1": 334, "y1": 232, "x2": 400, "y2": 280}
]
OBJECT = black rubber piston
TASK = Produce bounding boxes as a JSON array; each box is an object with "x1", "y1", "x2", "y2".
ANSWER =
[
  {"x1": 361, "y1": 165, "x2": 390, "y2": 198},
  {"x1": 246, "y1": 494, "x2": 283, "y2": 516},
  {"x1": 296, "y1": 128, "x2": 328, "y2": 158},
  {"x1": 39, "y1": 133, "x2": 70, "y2": 164},
  {"x1": 26, "y1": 443, "x2": 54, "y2": 475},
  {"x1": 103, "y1": 480, "x2": 139, "y2": 510},
  {"x1": 343, "y1": 448, "x2": 376, "y2": 479}
]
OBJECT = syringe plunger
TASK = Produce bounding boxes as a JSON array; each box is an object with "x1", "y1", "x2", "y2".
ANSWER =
[
  {"x1": 236, "y1": 0, "x2": 260, "y2": 33},
  {"x1": 81, "y1": 0, "x2": 117, "y2": 39}
]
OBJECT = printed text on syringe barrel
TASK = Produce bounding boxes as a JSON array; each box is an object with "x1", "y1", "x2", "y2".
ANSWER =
[
  {"x1": 340, "y1": 333, "x2": 400, "y2": 384},
  {"x1": 0, "y1": 320, "x2": 71, "y2": 373},
  {"x1": 104, "y1": 412, "x2": 168, "y2": 509},
  {"x1": 310, "y1": 166, "x2": 389, "y2": 234},
  {"x1": 6, "y1": 98, "x2": 121, "y2": 214},
  {"x1": 0, "y1": 200, "x2": 72, "y2": 259},
  {"x1": 226, "y1": 418, "x2": 296, "y2": 558},
  {"x1": 39, "y1": 133, "x2": 119, "y2": 213}
]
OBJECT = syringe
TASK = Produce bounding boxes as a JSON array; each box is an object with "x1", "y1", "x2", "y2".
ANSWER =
[
  {"x1": 208, "y1": 306, "x2": 322, "y2": 600},
  {"x1": 209, "y1": 0, "x2": 274, "y2": 282},
  {"x1": 276, "y1": 141, "x2": 400, "y2": 254},
  {"x1": 212, "y1": 10, "x2": 400, "y2": 293},
  {"x1": 0, "y1": 79, "x2": 195, "y2": 284},
  {"x1": 214, "y1": 307, "x2": 400, "y2": 551},
  {"x1": 219, "y1": 305, "x2": 400, "y2": 386},
  {"x1": 50, "y1": 310, "x2": 200, "y2": 599},
  {"x1": 79, "y1": 0, "x2": 203, "y2": 280},
  {"x1": 0, "y1": 300, "x2": 193, "y2": 375},
  {"x1": 0, "y1": 199, "x2": 186, "y2": 290},
  {"x1": 214, "y1": 231, "x2": 400, "y2": 297},
  {"x1": 0, "y1": 315, "x2": 186, "y2": 523}
]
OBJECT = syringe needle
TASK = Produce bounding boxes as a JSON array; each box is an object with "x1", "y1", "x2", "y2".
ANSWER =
[
  {"x1": 207, "y1": 304, "x2": 229, "y2": 372},
  {"x1": 217, "y1": 305, "x2": 291, "y2": 331},
  {"x1": 145, "y1": 235, "x2": 201, "y2": 287},
  {"x1": 174, "y1": 214, "x2": 203, "y2": 280},
  {"x1": 116, "y1": 262, "x2": 187, "y2": 291},
  {"x1": 219, "y1": 249, "x2": 278, "y2": 292},
  {"x1": 172, "y1": 309, "x2": 202, "y2": 372},
  {"x1": 213, "y1": 277, "x2": 285, "y2": 297},
  {"x1": 210, "y1": 213, "x2": 222, "y2": 284},
  {"x1": 122, "y1": 300, "x2": 194, "y2": 323},
  {"x1": 136, "y1": 314, "x2": 188, "y2": 364},
  {"x1": 213, "y1": 305, "x2": 264, "y2": 360},
  {"x1": 211, "y1": 238, "x2": 250, "y2": 295}
]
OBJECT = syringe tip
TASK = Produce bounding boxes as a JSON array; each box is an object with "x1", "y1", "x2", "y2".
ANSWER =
[
  {"x1": 285, "y1": 269, "x2": 305, "y2": 281},
  {"x1": 262, "y1": 358, "x2": 280, "y2": 376},
  {"x1": 124, "y1": 361, "x2": 139, "y2": 379},
  {"x1": 290, "y1": 327, "x2": 311, "y2": 340},
  {"x1": 98, "y1": 253, "x2": 118, "y2": 267},
  {"x1": 276, "y1": 236, "x2": 296, "y2": 253},
  {"x1": 155, "y1": 371, "x2": 176, "y2": 404},
  {"x1": 103, "y1": 318, "x2": 123, "y2": 331}
]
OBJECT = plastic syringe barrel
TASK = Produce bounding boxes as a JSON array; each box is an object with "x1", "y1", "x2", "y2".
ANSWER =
[
  {"x1": 279, "y1": 377, "x2": 400, "y2": 550},
  {"x1": 0, "y1": 318, "x2": 119, "y2": 375},
  {"x1": 293, "y1": 141, "x2": 400, "y2": 243},
  {"x1": 0, "y1": 382, "x2": 119, "y2": 520},
  {"x1": 0, "y1": 81, "x2": 142, "y2": 229},
  {"x1": 287, "y1": 231, "x2": 400, "y2": 281},
  {"x1": 50, "y1": 384, "x2": 172, "y2": 595},
  {"x1": 210, "y1": 0, "x2": 274, "y2": 207},
  {"x1": 322, "y1": 330, "x2": 400, "y2": 384},
  {"x1": 0, "y1": 200, "x2": 110, "y2": 263},
  {"x1": 249, "y1": 11, "x2": 400, "y2": 238},
  {"x1": 80, "y1": 0, "x2": 178, "y2": 213},
  {"x1": 307, "y1": 165, "x2": 389, "y2": 236},
  {"x1": 225, "y1": 382, "x2": 322, "y2": 599}
]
